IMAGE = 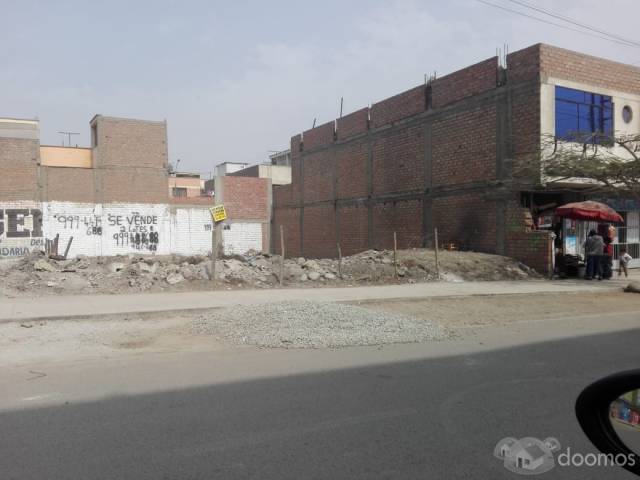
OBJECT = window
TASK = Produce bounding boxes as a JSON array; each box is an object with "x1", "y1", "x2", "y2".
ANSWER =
[
  {"x1": 555, "y1": 86, "x2": 613, "y2": 143},
  {"x1": 623, "y1": 105, "x2": 633, "y2": 124},
  {"x1": 172, "y1": 187, "x2": 187, "y2": 197}
]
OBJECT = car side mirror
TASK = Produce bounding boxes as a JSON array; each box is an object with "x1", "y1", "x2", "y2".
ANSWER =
[{"x1": 576, "y1": 370, "x2": 640, "y2": 476}]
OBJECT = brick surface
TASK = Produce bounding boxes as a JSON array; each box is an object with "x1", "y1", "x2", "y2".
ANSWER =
[
  {"x1": 539, "y1": 44, "x2": 640, "y2": 94},
  {"x1": 335, "y1": 142, "x2": 368, "y2": 199},
  {"x1": 431, "y1": 105, "x2": 497, "y2": 186},
  {"x1": 337, "y1": 203, "x2": 369, "y2": 255},
  {"x1": 370, "y1": 85, "x2": 425, "y2": 128},
  {"x1": 302, "y1": 121, "x2": 335, "y2": 151},
  {"x1": 93, "y1": 116, "x2": 169, "y2": 204},
  {"x1": 303, "y1": 150, "x2": 334, "y2": 203},
  {"x1": 432, "y1": 194, "x2": 496, "y2": 252},
  {"x1": 44, "y1": 167, "x2": 96, "y2": 203},
  {"x1": 219, "y1": 176, "x2": 269, "y2": 221},
  {"x1": 372, "y1": 200, "x2": 424, "y2": 250},
  {"x1": 431, "y1": 57, "x2": 498, "y2": 108},
  {"x1": 372, "y1": 124, "x2": 424, "y2": 194},
  {"x1": 273, "y1": 207, "x2": 301, "y2": 258},
  {"x1": 302, "y1": 204, "x2": 336, "y2": 258},
  {"x1": 336, "y1": 108, "x2": 369, "y2": 140},
  {"x1": 0, "y1": 138, "x2": 39, "y2": 201}
]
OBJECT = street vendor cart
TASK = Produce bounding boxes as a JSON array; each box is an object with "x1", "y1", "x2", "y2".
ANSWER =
[{"x1": 553, "y1": 201, "x2": 624, "y2": 278}]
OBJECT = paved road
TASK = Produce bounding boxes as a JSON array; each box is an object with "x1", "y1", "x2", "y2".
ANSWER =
[
  {"x1": 1, "y1": 276, "x2": 634, "y2": 322},
  {"x1": 1, "y1": 315, "x2": 639, "y2": 479}
]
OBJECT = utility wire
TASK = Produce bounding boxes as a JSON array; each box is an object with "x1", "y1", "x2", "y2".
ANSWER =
[
  {"x1": 475, "y1": 0, "x2": 639, "y2": 48},
  {"x1": 506, "y1": 0, "x2": 640, "y2": 48}
]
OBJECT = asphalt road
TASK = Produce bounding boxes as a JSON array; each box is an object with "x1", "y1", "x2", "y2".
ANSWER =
[{"x1": 2, "y1": 324, "x2": 640, "y2": 479}]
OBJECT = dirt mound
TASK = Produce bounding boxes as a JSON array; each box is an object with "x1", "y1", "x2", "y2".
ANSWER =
[{"x1": 0, "y1": 248, "x2": 538, "y2": 297}]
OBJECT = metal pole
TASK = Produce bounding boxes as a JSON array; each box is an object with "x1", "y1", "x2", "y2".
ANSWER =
[
  {"x1": 211, "y1": 222, "x2": 218, "y2": 287},
  {"x1": 337, "y1": 243, "x2": 342, "y2": 278},
  {"x1": 434, "y1": 228, "x2": 440, "y2": 279}
]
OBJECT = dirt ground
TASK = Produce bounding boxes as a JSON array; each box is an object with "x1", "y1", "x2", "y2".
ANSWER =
[
  {"x1": 2, "y1": 291, "x2": 639, "y2": 367},
  {"x1": 0, "y1": 248, "x2": 538, "y2": 297},
  {"x1": 354, "y1": 291, "x2": 640, "y2": 328}
]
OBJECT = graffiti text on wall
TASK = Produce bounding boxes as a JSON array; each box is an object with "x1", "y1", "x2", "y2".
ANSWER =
[
  {"x1": 0, "y1": 208, "x2": 44, "y2": 257},
  {"x1": 55, "y1": 214, "x2": 102, "y2": 235},
  {"x1": 108, "y1": 212, "x2": 160, "y2": 251}
]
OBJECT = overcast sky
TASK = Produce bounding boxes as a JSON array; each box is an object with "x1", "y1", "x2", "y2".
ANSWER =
[{"x1": 2, "y1": 0, "x2": 640, "y2": 176}]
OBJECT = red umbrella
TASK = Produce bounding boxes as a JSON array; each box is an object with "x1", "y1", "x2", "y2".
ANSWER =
[{"x1": 555, "y1": 201, "x2": 624, "y2": 223}]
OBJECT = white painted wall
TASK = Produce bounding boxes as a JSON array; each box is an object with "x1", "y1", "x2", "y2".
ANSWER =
[
  {"x1": 0, "y1": 201, "x2": 43, "y2": 257},
  {"x1": 221, "y1": 222, "x2": 263, "y2": 255},
  {"x1": 170, "y1": 208, "x2": 213, "y2": 256},
  {"x1": 0, "y1": 201, "x2": 263, "y2": 259}
]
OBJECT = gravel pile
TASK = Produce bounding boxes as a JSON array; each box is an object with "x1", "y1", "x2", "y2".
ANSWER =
[{"x1": 192, "y1": 300, "x2": 450, "y2": 348}]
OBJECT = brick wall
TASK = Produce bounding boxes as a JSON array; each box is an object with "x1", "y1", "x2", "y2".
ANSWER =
[
  {"x1": 372, "y1": 123, "x2": 425, "y2": 194},
  {"x1": 335, "y1": 142, "x2": 368, "y2": 199},
  {"x1": 273, "y1": 50, "x2": 519, "y2": 260},
  {"x1": 336, "y1": 108, "x2": 369, "y2": 140},
  {"x1": 218, "y1": 176, "x2": 269, "y2": 221},
  {"x1": 272, "y1": 44, "x2": 561, "y2": 270},
  {"x1": 100, "y1": 168, "x2": 169, "y2": 204},
  {"x1": 505, "y1": 202, "x2": 553, "y2": 273},
  {"x1": 273, "y1": 207, "x2": 301, "y2": 257},
  {"x1": 302, "y1": 204, "x2": 336, "y2": 258},
  {"x1": 42, "y1": 167, "x2": 96, "y2": 203},
  {"x1": 506, "y1": 44, "x2": 541, "y2": 84},
  {"x1": 303, "y1": 150, "x2": 334, "y2": 203},
  {"x1": 92, "y1": 116, "x2": 169, "y2": 204},
  {"x1": 370, "y1": 85, "x2": 425, "y2": 128},
  {"x1": 431, "y1": 106, "x2": 497, "y2": 187},
  {"x1": 372, "y1": 199, "x2": 424, "y2": 250},
  {"x1": 431, "y1": 57, "x2": 498, "y2": 108},
  {"x1": 302, "y1": 121, "x2": 335, "y2": 150},
  {"x1": 432, "y1": 193, "x2": 497, "y2": 252},
  {"x1": 214, "y1": 176, "x2": 271, "y2": 253},
  {"x1": 337, "y1": 203, "x2": 368, "y2": 255},
  {"x1": 93, "y1": 116, "x2": 168, "y2": 168},
  {"x1": 0, "y1": 137, "x2": 39, "y2": 201},
  {"x1": 539, "y1": 44, "x2": 640, "y2": 94}
]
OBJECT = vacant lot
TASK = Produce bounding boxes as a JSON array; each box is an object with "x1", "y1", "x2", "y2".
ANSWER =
[{"x1": 2, "y1": 291, "x2": 639, "y2": 367}]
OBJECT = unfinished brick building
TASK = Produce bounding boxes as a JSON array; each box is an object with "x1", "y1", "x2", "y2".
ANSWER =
[
  {"x1": 272, "y1": 43, "x2": 640, "y2": 272},
  {"x1": 0, "y1": 115, "x2": 271, "y2": 258}
]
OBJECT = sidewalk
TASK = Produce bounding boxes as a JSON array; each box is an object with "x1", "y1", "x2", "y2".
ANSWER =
[{"x1": 0, "y1": 275, "x2": 633, "y2": 323}]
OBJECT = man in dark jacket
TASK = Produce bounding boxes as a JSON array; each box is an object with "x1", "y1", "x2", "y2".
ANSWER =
[{"x1": 584, "y1": 229, "x2": 604, "y2": 280}]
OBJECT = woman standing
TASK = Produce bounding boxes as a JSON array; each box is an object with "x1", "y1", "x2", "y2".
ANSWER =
[{"x1": 584, "y1": 229, "x2": 604, "y2": 280}]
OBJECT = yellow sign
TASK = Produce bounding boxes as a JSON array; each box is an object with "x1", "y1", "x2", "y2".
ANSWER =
[{"x1": 210, "y1": 205, "x2": 227, "y2": 222}]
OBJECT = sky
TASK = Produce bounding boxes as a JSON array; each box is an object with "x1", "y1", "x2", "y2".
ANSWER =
[{"x1": 2, "y1": 0, "x2": 640, "y2": 177}]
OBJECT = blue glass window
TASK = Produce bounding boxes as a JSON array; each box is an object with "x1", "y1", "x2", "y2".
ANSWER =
[{"x1": 555, "y1": 86, "x2": 613, "y2": 143}]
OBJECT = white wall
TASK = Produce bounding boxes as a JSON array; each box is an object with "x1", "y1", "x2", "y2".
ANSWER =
[
  {"x1": 221, "y1": 222, "x2": 262, "y2": 255},
  {"x1": 0, "y1": 200, "x2": 263, "y2": 259},
  {"x1": 0, "y1": 201, "x2": 43, "y2": 257}
]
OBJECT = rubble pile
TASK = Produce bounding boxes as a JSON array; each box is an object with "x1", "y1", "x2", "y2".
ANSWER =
[{"x1": 0, "y1": 248, "x2": 538, "y2": 296}]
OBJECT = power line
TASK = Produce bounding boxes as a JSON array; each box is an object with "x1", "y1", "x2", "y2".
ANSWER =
[
  {"x1": 506, "y1": 0, "x2": 640, "y2": 48},
  {"x1": 475, "y1": 0, "x2": 640, "y2": 48}
]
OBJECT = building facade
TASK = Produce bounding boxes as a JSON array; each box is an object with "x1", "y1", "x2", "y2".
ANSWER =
[
  {"x1": 271, "y1": 43, "x2": 640, "y2": 272},
  {"x1": 0, "y1": 116, "x2": 270, "y2": 258}
]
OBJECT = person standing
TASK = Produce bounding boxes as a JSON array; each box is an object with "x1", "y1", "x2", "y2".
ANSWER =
[
  {"x1": 619, "y1": 248, "x2": 633, "y2": 278},
  {"x1": 584, "y1": 229, "x2": 604, "y2": 280},
  {"x1": 603, "y1": 239, "x2": 614, "y2": 280}
]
